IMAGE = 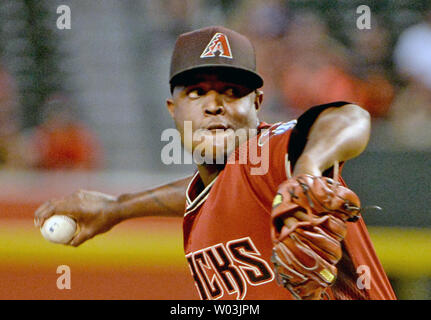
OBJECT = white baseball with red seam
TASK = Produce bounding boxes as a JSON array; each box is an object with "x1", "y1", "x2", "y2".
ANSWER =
[{"x1": 41, "y1": 215, "x2": 77, "y2": 244}]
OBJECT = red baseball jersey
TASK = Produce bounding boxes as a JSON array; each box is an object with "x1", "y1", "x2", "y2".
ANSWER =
[{"x1": 183, "y1": 103, "x2": 396, "y2": 300}]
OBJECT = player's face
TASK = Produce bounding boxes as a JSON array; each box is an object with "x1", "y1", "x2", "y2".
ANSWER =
[{"x1": 166, "y1": 73, "x2": 262, "y2": 163}]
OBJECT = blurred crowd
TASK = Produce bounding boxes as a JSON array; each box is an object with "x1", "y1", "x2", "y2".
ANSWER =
[
  {"x1": 0, "y1": 74, "x2": 102, "y2": 170},
  {"x1": 230, "y1": 1, "x2": 431, "y2": 151},
  {"x1": 0, "y1": 0, "x2": 430, "y2": 171}
]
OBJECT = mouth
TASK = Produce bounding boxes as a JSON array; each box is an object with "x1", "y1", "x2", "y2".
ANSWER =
[{"x1": 205, "y1": 123, "x2": 231, "y2": 131}]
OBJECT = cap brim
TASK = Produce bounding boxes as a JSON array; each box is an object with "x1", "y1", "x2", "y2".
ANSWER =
[{"x1": 170, "y1": 65, "x2": 263, "y2": 92}]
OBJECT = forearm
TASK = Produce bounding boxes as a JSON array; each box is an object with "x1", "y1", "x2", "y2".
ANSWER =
[
  {"x1": 113, "y1": 176, "x2": 191, "y2": 221},
  {"x1": 293, "y1": 104, "x2": 371, "y2": 176}
]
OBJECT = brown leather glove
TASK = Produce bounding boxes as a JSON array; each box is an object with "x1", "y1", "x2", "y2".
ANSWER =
[{"x1": 270, "y1": 174, "x2": 361, "y2": 300}]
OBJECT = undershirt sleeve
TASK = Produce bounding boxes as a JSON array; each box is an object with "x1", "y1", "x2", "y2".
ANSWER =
[{"x1": 287, "y1": 101, "x2": 352, "y2": 175}]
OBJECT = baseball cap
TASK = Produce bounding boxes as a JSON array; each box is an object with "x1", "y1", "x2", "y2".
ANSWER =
[{"x1": 169, "y1": 26, "x2": 264, "y2": 92}]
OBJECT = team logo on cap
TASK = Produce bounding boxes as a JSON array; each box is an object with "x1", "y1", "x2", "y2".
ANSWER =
[{"x1": 200, "y1": 33, "x2": 233, "y2": 59}]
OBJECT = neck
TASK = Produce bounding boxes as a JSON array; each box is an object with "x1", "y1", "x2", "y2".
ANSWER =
[
  {"x1": 194, "y1": 123, "x2": 261, "y2": 186},
  {"x1": 197, "y1": 163, "x2": 225, "y2": 186}
]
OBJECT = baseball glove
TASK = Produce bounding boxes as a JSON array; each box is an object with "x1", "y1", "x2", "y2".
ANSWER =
[{"x1": 270, "y1": 174, "x2": 361, "y2": 300}]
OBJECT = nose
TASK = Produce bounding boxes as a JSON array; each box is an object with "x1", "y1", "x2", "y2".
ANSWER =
[{"x1": 204, "y1": 91, "x2": 225, "y2": 116}]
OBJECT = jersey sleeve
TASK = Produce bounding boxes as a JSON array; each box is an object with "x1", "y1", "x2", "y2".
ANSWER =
[
  {"x1": 240, "y1": 121, "x2": 296, "y2": 211},
  {"x1": 242, "y1": 101, "x2": 352, "y2": 211}
]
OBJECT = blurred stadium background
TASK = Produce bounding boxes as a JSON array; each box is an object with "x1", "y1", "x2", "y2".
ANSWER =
[{"x1": 0, "y1": 0, "x2": 430, "y2": 300}]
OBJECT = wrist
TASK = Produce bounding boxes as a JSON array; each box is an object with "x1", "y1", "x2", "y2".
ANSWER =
[
  {"x1": 292, "y1": 154, "x2": 322, "y2": 177},
  {"x1": 104, "y1": 197, "x2": 126, "y2": 224}
]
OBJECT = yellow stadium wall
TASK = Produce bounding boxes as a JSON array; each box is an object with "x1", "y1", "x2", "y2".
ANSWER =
[{"x1": 1, "y1": 200, "x2": 430, "y2": 299}]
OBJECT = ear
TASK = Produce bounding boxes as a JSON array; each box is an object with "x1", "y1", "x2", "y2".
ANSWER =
[
  {"x1": 254, "y1": 89, "x2": 263, "y2": 111},
  {"x1": 166, "y1": 98, "x2": 175, "y2": 118}
]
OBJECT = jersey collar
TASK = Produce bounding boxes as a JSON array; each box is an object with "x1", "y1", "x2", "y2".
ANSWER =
[
  {"x1": 185, "y1": 171, "x2": 218, "y2": 217},
  {"x1": 184, "y1": 122, "x2": 271, "y2": 217}
]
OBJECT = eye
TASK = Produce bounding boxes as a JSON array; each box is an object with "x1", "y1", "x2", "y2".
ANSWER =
[
  {"x1": 224, "y1": 86, "x2": 252, "y2": 98},
  {"x1": 224, "y1": 87, "x2": 236, "y2": 97},
  {"x1": 187, "y1": 88, "x2": 205, "y2": 99}
]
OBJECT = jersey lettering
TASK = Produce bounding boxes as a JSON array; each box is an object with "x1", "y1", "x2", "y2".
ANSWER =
[
  {"x1": 186, "y1": 254, "x2": 208, "y2": 300},
  {"x1": 206, "y1": 244, "x2": 246, "y2": 300},
  {"x1": 227, "y1": 237, "x2": 275, "y2": 285},
  {"x1": 186, "y1": 237, "x2": 274, "y2": 300},
  {"x1": 194, "y1": 251, "x2": 224, "y2": 299}
]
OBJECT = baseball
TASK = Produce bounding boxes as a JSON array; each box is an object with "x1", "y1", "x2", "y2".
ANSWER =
[{"x1": 41, "y1": 215, "x2": 77, "y2": 244}]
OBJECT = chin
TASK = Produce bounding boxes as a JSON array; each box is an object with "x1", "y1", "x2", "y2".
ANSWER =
[
  {"x1": 206, "y1": 143, "x2": 229, "y2": 165},
  {"x1": 193, "y1": 140, "x2": 236, "y2": 165}
]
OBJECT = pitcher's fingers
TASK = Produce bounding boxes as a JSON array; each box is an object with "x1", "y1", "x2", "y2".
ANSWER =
[
  {"x1": 283, "y1": 216, "x2": 299, "y2": 229},
  {"x1": 292, "y1": 210, "x2": 311, "y2": 222},
  {"x1": 34, "y1": 201, "x2": 56, "y2": 227},
  {"x1": 69, "y1": 228, "x2": 92, "y2": 247},
  {"x1": 332, "y1": 161, "x2": 339, "y2": 193}
]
